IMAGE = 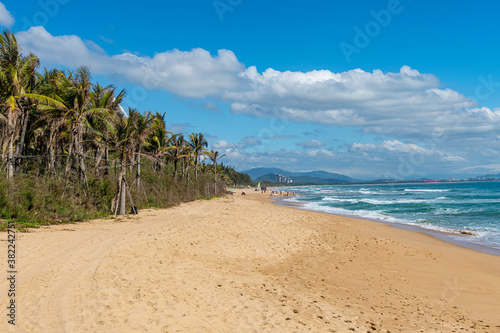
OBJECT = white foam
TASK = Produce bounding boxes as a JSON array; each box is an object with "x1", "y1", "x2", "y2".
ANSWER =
[
  {"x1": 321, "y1": 197, "x2": 359, "y2": 203},
  {"x1": 404, "y1": 189, "x2": 449, "y2": 192}
]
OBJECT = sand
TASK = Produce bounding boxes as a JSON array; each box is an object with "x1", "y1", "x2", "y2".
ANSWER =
[{"x1": 1, "y1": 189, "x2": 499, "y2": 332}]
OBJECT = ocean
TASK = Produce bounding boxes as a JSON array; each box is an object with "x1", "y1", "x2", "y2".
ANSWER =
[{"x1": 279, "y1": 181, "x2": 500, "y2": 255}]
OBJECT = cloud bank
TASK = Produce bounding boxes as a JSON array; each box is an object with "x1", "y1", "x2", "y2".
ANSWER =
[
  {"x1": 17, "y1": 27, "x2": 244, "y2": 99},
  {"x1": 0, "y1": 2, "x2": 14, "y2": 27},
  {"x1": 17, "y1": 27, "x2": 499, "y2": 140}
]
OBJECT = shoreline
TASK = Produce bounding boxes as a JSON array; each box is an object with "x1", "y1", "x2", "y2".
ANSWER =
[
  {"x1": 1, "y1": 189, "x2": 499, "y2": 332},
  {"x1": 273, "y1": 195, "x2": 500, "y2": 257}
]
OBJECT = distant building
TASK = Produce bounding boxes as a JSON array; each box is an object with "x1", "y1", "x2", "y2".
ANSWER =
[{"x1": 275, "y1": 174, "x2": 292, "y2": 184}]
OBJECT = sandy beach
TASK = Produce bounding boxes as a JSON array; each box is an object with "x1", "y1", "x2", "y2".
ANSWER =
[{"x1": 1, "y1": 189, "x2": 499, "y2": 332}]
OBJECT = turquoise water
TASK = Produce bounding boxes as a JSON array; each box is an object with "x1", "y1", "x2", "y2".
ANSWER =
[{"x1": 280, "y1": 182, "x2": 500, "y2": 252}]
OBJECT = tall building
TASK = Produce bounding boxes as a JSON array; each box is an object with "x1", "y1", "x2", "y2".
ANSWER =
[{"x1": 275, "y1": 174, "x2": 292, "y2": 184}]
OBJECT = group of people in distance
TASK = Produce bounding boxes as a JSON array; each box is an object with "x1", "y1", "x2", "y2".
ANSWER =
[{"x1": 262, "y1": 190, "x2": 296, "y2": 197}]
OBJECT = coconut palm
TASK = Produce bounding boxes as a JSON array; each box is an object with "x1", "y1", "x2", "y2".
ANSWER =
[
  {"x1": 47, "y1": 66, "x2": 111, "y2": 183},
  {"x1": 129, "y1": 109, "x2": 154, "y2": 190},
  {"x1": 96, "y1": 109, "x2": 138, "y2": 215},
  {"x1": 146, "y1": 112, "x2": 171, "y2": 172},
  {"x1": 206, "y1": 149, "x2": 225, "y2": 194},
  {"x1": 188, "y1": 132, "x2": 208, "y2": 180},
  {"x1": 179, "y1": 144, "x2": 194, "y2": 182},
  {"x1": 88, "y1": 82, "x2": 125, "y2": 175},
  {"x1": 0, "y1": 31, "x2": 64, "y2": 180},
  {"x1": 165, "y1": 133, "x2": 185, "y2": 178}
]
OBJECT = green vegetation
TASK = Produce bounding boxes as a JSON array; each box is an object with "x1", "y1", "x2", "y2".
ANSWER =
[
  {"x1": 0, "y1": 30, "x2": 250, "y2": 230},
  {"x1": 218, "y1": 164, "x2": 254, "y2": 187}
]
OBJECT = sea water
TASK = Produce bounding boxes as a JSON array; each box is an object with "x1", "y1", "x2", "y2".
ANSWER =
[{"x1": 280, "y1": 181, "x2": 500, "y2": 254}]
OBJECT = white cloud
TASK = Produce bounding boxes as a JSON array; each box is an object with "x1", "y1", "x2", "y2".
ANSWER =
[
  {"x1": 0, "y1": 2, "x2": 14, "y2": 28},
  {"x1": 349, "y1": 140, "x2": 464, "y2": 163},
  {"x1": 212, "y1": 138, "x2": 471, "y2": 179},
  {"x1": 166, "y1": 123, "x2": 192, "y2": 133},
  {"x1": 202, "y1": 101, "x2": 221, "y2": 113},
  {"x1": 241, "y1": 136, "x2": 262, "y2": 146},
  {"x1": 99, "y1": 35, "x2": 114, "y2": 44},
  {"x1": 212, "y1": 140, "x2": 241, "y2": 150},
  {"x1": 295, "y1": 139, "x2": 325, "y2": 148},
  {"x1": 17, "y1": 28, "x2": 479, "y2": 132},
  {"x1": 84, "y1": 40, "x2": 107, "y2": 55},
  {"x1": 259, "y1": 135, "x2": 297, "y2": 141},
  {"x1": 463, "y1": 164, "x2": 500, "y2": 173},
  {"x1": 17, "y1": 26, "x2": 244, "y2": 99},
  {"x1": 228, "y1": 66, "x2": 482, "y2": 139}
]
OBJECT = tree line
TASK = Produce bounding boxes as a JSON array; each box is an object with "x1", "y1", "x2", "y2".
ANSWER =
[{"x1": 0, "y1": 30, "x2": 248, "y2": 226}]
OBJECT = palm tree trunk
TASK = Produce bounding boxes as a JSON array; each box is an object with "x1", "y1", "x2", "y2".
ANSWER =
[
  {"x1": 15, "y1": 109, "x2": 30, "y2": 172},
  {"x1": 119, "y1": 161, "x2": 127, "y2": 215},
  {"x1": 7, "y1": 136, "x2": 14, "y2": 181},
  {"x1": 65, "y1": 135, "x2": 75, "y2": 175},
  {"x1": 77, "y1": 125, "x2": 87, "y2": 184},
  {"x1": 94, "y1": 146, "x2": 104, "y2": 175},
  {"x1": 6, "y1": 115, "x2": 17, "y2": 181},
  {"x1": 47, "y1": 126, "x2": 56, "y2": 174},
  {"x1": 195, "y1": 156, "x2": 199, "y2": 180},
  {"x1": 136, "y1": 150, "x2": 141, "y2": 191},
  {"x1": 104, "y1": 146, "x2": 109, "y2": 175},
  {"x1": 213, "y1": 162, "x2": 217, "y2": 194},
  {"x1": 49, "y1": 145, "x2": 55, "y2": 174},
  {"x1": 120, "y1": 177, "x2": 127, "y2": 215}
]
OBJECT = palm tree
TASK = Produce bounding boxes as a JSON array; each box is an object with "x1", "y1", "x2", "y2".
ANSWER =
[
  {"x1": 49, "y1": 67, "x2": 108, "y2": 183},
  {"x1": 97, "y1": 109, "x2": 137, "y2": 215},
  {"x1": 179, "y1": 144, "x2": 193, "y2": 183},
  {"x1": 206, "y1": 149, "x2": 225, "y2": 194},
  {"x1": 166, "y1": 133, "x2": 184, "y2": 178},
  {"x1": 34, "y1": 68, "x2": 64, "y2": 174},
  {"x1": 146, "y1": 112, "x2": 170, "y2": 172},
  {"x1": 87, "y1": 82, "x2": 125, "y2": 175},
  {"x1": 0, "y1": 31, "x2": 64, "y2": 180},
  {"x1": 188, "y1": 132, "x2": 208, "y2": 180},
  {"x1": 130, "y1": 109, "x2": 153, "y2": 190}
]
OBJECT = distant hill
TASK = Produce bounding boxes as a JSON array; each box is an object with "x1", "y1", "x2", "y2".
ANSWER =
[{"x1": 242, "y1": 167, "x2": 360, "y2": 184}]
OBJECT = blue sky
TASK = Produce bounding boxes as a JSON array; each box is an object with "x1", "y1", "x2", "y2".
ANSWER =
[{"x1": 2, "y1": 0, "x2": 500, "y2": 179}]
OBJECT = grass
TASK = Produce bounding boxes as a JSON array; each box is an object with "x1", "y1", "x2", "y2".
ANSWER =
[{"x1": 0, "y1": 159, "x2": 227, "y2": 231}]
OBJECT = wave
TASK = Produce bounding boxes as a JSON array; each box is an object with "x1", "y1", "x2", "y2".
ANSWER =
[
  {"x1": 301, "y1": 202, "x2": 491, "y2": 239},
  {"x1": 282, "y1": 183, "x2": 500, "y2": 253},
  {"x1": 359, "y1": 189, "x2": 379, "y2": 194},
  {"x1": 322, "y1": 197, "x2": 431, "y2": 205},
  {"x1": 302, "y1": 202, "x2": 405, "y2": 223},
  {"x1": 321, "y1": 197, "x2": 359, "y2": 203},
  {"x1": 403, "y1": 189, "x2": 450, "y2": 192}
]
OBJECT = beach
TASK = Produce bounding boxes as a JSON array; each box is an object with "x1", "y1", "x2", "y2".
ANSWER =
[{"x1": 1, "y1": 189, "x2": 499, "y2": 332}]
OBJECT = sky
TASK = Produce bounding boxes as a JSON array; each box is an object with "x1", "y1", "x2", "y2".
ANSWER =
[{"x1": 1, "y1": 0, "x2": 500, "y2": 180}]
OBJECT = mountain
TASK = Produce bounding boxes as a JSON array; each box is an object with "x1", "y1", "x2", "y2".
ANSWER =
[
  {"x1": 242, "y1": 168, "x2": 291, "y2": 180},
  {"x1": 242, "y1": 167, "x2": 360, "y2": 184}
]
